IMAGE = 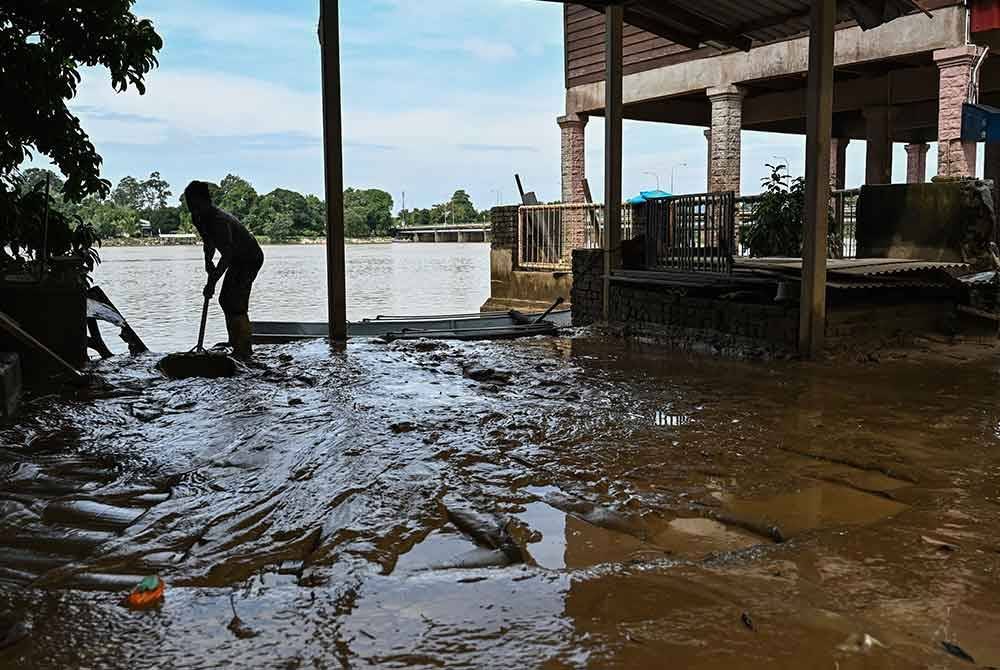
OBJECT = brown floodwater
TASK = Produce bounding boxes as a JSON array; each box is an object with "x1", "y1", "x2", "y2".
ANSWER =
[{"x1": 2, "y1": 333, "x2": 1000, "y2": 668}]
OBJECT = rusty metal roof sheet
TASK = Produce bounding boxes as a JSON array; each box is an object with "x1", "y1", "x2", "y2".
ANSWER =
[{"x1": 735, "y1": 258, "x2": 969, "y2": 277}]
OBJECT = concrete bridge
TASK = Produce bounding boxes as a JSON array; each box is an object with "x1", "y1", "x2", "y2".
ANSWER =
[{"x1": 393, "y1": 223, "x2": 491, "y2": 243}]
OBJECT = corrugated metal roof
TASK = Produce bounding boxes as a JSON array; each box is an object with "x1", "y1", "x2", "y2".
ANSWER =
[
  {"x1": 543, "y1": 0, "x2": 927, "y2": 50},
  {"x1": 735, "y1": 258, "x2": 969, "y2": 277}
]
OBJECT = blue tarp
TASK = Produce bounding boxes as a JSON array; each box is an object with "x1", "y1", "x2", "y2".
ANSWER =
[{"x1": 626, "y1": 189, "x2": 671, "y2": 205}]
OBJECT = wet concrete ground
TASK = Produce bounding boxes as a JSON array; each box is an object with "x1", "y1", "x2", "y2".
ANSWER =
[{"x1": 2, "y1": 333, "x2": 1000, "y2": 668}]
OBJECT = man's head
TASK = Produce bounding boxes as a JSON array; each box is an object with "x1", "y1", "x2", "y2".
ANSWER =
[{"x1": 184, "y1": 180, "x2": 213, "y2": 217}]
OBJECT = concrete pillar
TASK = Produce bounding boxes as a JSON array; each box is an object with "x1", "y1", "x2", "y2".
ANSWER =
[
  {"x1": 935, "y1": 46, "x2": 979, "y2": 178},
  {"x1": 558, "y1": 113, "x2": 588, "y2": 203},
  {"x1": 707, "y1": 85, "x2": 744, "y2": 194},
  {"x1": 863, "y1": 106, "x2": 892, "y2": 185},
  {"x1": 904, "y1": 142, "x2": 930, "y2": 183},
  {"x1": 703, "y1": 129, "x2": 712, "y2": 191},
  {"x1": 985, "y1": 142, "x2": 1000, "y2": 214},
  {"x1": 830, "y1": 138, "x2": 849, "y2": 190},
  {"x1": 603, "y1": 4, "x2": 624, "y2": 321}
]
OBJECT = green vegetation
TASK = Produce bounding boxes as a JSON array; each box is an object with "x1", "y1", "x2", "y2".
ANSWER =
[
  {"x1": 1, "y1": 0, "x2": 162, "y2": 278},
  {"x1": 741, "y1": 164, "x2": 837, "y2": 258},
  {"x1": 17, "y1": 170, "x2": 492, "y2": 243}
]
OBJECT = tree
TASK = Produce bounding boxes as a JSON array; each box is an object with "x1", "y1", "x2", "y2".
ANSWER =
[
  {"x1": 20, "y1": 168, "x2": 65, "y2": 196},
  {"x1": 216, "y1": 174, "x2": 258, "y2": 221},
  {"x1": 449, "y1": 189, "x2": 477, "y2": 223},
  {"x1": 1, "y1": 2, "x2": 162, "y2": 202},
  {"x1": 76, "y1": 197, "x2": 139, "y2": 239},
  {"x1": 112, "y1": 175, "x2": 144, "y2": 210},
  {"x1": 147, "y1": 205, "x2": 180, "y2": 234},
  {"x1": 344, "y1": 188, "x2": 393, "y2": 236},
  {"x1": 141, "y1": 171, "x2": 171, "y2": 210}
]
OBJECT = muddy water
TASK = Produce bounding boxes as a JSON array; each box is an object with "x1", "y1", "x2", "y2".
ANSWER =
[
  {"x1": 3, "y1": 336, "x2": 1000, "y2": 668},
  {"x1": 92, "y1": 243, "x2": 491, "y2": 353}
]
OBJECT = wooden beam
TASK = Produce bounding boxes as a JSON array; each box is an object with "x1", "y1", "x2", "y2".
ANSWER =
[
  {"x1": 604, "y1": 3, "x2": 623, "y2": 321},
  {"x1": 799, "y1": 0, "x2": 835, "y2": 358},
  {"x1": 320, "y1": 0, "x2": 347, "y2": 342}
]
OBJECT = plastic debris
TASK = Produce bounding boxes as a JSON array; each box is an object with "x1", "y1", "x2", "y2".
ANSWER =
[
  {"x1": 838, "y1": 633, "x2": 885, "y2": 654},
  {"x1": 124, "y1": 575, "x2": 165, "y2": 609},
  {"x1": 941, "y1": 640, "x2": 975, "y2": 664}
]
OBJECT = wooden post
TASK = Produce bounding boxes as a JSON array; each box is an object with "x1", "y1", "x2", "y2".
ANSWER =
[
  {"x1": 799, "y1": 0, "x2": 835, "y2": 358},
  {"x1": 603, "y1": 3, "x2": 623, "y2": 321},
  {"x1": 320, "y1": 0, "x2": 347, "y2": 341}
]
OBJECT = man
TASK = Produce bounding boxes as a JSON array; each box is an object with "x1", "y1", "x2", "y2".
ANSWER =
[{"x1": 184, "y1": 180, "x2": 264, "y2": 359}]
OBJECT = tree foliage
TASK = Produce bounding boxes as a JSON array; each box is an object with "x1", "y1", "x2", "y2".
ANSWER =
[
  {"x1": 1, "y1": 1, "x2": 163, "y2": 201},
  {"x1": 344, "y1": 188, "x2": 394, "y2": 238}
]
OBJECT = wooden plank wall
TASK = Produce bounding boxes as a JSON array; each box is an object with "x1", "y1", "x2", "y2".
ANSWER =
[{"x1": 564, "y1": 1, "x2": 964, "y2": 91}]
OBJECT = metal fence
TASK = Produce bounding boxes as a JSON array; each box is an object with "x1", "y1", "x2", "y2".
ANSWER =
[
  {"x1": 734, "y1": 188, "x2": 859, "y2": 259},
  {"x1": 518, "y1": 202, "x2": 633, "y2": 270},
  {"x1": 642, "y1": 192, "x2": 736, "y2": 273}
]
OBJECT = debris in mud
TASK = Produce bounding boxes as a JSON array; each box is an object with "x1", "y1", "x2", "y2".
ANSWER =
[
  {"x1": 227, "y1": 595, "x2": 259, "y2": 639},
  {"x1": 941, "y1": 640, "x2": 976, "y2": 663},
  {"x1": 921, "y1": 535, "x2": 959, "y2": 552},
  {"x1": 741, "y1": 612, "x2": 755, "y2": 631},
  {"x1": 288, "y1": 398, "x2": 303, "y2": 406},
  {"x1": 838, "y1": 633, "x2": 886, "y2": 654},
  {"x1": 444, "y1": 497, "x2": 525, "y2": 564},
  {"x1": 390, "y1": 421, "x2": 416, "y2": 434},
  {"x1": 157, "y1": 352, "x2": 237, "y2": 380},
  {"x1": 124, "y1": 575, "x2": 165, "y2": 609},
  {"x1": 462, "y1": 367, "x2": 512, "y2": 384}
]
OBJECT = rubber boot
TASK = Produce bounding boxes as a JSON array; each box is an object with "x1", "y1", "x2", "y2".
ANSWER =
[{"x1": 231, "y1": 314, "x2": 253, "y2": 360}]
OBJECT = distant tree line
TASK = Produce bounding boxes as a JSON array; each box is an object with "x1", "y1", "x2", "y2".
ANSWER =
[{"x1": 20, "y1": 169, "x2": 492, "y2": 242}]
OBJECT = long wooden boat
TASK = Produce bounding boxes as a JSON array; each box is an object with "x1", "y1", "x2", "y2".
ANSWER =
[{"x1": 251, "y1": 308, "x2": 571, "y2": 344}]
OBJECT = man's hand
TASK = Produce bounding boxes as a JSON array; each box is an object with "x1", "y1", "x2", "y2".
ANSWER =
[{"x1": 203, "y1": 278, "x2": 217, "y2": 298}]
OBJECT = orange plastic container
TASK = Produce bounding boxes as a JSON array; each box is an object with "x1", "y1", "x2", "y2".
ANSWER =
[{"x1": 125, "y1": 576, "x2": 165, "y2": 609}]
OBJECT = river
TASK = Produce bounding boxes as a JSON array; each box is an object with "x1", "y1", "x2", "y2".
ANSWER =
[{"x1": 92, "y1": 243, "x2": 491, "y2": 353}]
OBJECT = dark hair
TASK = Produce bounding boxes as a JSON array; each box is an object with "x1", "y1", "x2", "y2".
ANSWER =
[{"x1": 184, "y1": 180, "x2": 212, "y2": 204}]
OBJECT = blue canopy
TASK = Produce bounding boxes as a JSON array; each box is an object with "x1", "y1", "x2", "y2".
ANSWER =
[{"x1": 627, "y1": 189, "x2": 671, "y2": 205}]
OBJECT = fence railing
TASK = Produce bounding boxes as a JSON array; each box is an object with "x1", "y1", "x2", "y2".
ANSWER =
[
  {"x1": 735, "y1": 188, "x2": 859, "y2": 259},
  {"x1": 643, "y1": 192, "x2": 736, "y2": 273},
  {"x1": 518, "y1": 203, "x2": 633, "y2": 270}
]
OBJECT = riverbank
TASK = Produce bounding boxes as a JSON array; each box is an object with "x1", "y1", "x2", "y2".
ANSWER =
[{"x1": 101, "y1": 236, "x2": 394, "y2": 247}]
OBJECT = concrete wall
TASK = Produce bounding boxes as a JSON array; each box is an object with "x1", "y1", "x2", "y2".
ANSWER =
[
  {"x1": 856, "y1": 179, "x2": 996, "y2": 267},
  {"x1": 572, "y1": 249, "x2": 957, "y2": 357},
  {"x1": 0, "y1": 281, "x2": 87, "y2": 380},
  {"x1": 482, "y1": 206, "x2": 573, "y2": 312}
]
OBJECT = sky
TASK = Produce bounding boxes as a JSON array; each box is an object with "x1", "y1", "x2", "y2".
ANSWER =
[{"x1": 58, "y1": 0, "x2": 982, "y2": 211}]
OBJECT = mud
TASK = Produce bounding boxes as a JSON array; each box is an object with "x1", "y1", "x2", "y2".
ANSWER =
[{"x1": 2, "y1": 334, "x2": 1000, "y2": 668}]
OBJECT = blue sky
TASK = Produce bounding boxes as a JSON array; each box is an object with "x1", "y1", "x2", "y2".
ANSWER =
[{"x1": 62, "y1": 0, "x2": 971, "y2": 211}]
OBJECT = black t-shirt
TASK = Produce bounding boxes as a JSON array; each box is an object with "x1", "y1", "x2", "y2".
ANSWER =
[{"x1": 197, "y1": 206, "x2": 262, "y2": 265}]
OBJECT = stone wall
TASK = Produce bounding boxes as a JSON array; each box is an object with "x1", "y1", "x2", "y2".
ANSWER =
[
  {"x1": 572, "y1": 249, "x2": 956, "y2": 357},
  {"x1": 490, "y1": 206, "x2": 519, "y2": 257}
]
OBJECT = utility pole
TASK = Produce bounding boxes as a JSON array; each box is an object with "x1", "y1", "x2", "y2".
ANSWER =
[
  {"x1": 401, "y1": 191, "x2": 406, "y2": 227},
  {"x1": 641, "y1": 171, "x2": 660, "y2": 190},
  {"x1": 670, "y1": 162, "x2": 687, "y2": 193}
]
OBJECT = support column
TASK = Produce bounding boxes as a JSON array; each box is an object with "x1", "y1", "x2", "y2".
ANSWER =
[
  {"x1": 704, "y1": 129, "x2": 712, "y2": 191},
  {"x1": 319, "y1": 0, "x2": 346, "y2": 342},
  {"x1": 904, "y1": 142, "x2": 930, "y2": 183},
  {"x1": 935, "y1": 46, "x2": 980, "y2": 178},
  {"x1": 830, "y1": 138, "x2": 849, "y2": 190},
  {"x1": 799, "y1": 0, "x2": 835, "y2": 359},
  {"x1": 603, "y1": 4, "x2": 623, "y2": 321},
  {"x1": 707, "y1": 85, "x2": 744, "y2": 194},
  {"x1": 863, "y1": 106, "x2": 892, "y2": 185},
  {"x1": 985, "y1": 142, "x2": 1000, "y2": 214},
  {"x1": 558, "y1": 113, "x2": 588, "y2": 203}
]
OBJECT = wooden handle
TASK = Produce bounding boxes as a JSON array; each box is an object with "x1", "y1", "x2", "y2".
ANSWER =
[{"x1": 196, "y1": 296, "x2": 210, "y2": 351}]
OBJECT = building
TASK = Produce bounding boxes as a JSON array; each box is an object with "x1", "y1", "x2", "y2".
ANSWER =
[{"x1": 557, "y1": 1, "x2": 996, "y2": 200}]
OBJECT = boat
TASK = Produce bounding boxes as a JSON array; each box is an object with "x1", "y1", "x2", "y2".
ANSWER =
[{"x1": 251, "y1": 307, "x2": 572, "y2": 344}]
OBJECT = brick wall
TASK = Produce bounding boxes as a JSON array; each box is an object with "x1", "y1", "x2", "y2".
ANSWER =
[
  {"x1": 571, "y1": 250, "x2": 956, "y2": 357},
  {"x1": 490, "y1": 206, "x2": 519, "y2": 260}
]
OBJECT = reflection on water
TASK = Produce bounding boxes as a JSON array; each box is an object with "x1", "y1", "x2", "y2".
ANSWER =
[{"x1": 92, "y1": 243, "x2": 490, "y2": 353}]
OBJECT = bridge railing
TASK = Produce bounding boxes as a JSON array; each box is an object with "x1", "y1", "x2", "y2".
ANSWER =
[{"x1": 517, "y1": 203, "x2": 634, "y2": 271}]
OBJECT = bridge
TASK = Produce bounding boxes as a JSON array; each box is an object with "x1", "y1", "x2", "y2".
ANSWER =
[{"x1": 392, "y1": 223, "x2": 491, "y2": 243}]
